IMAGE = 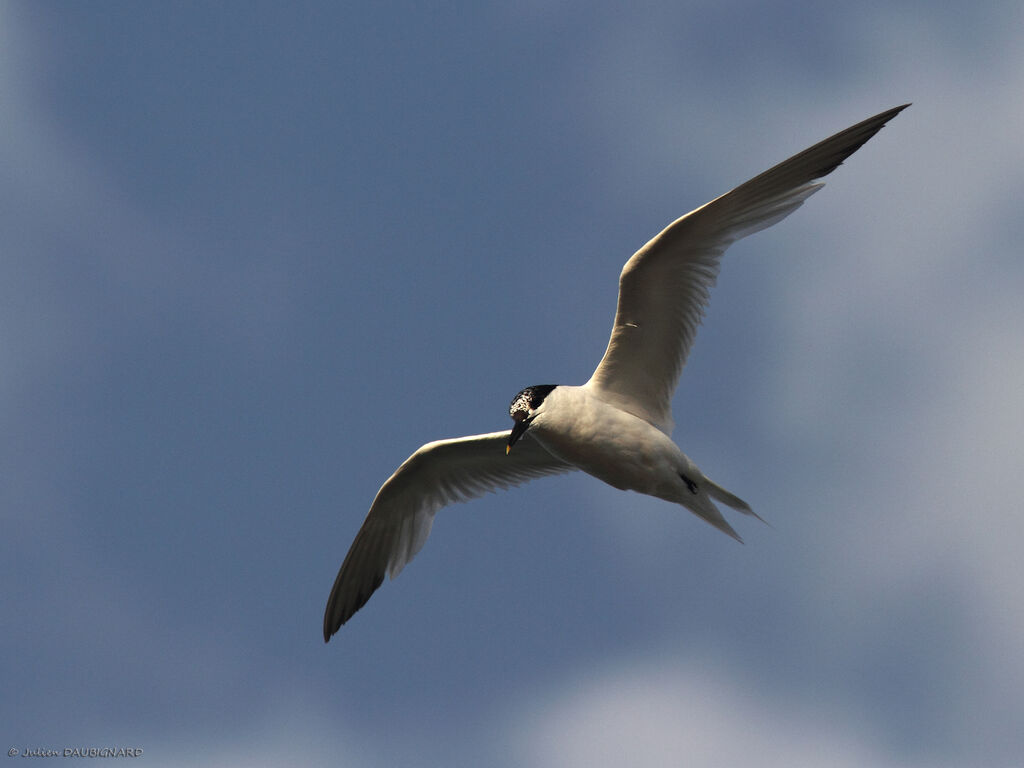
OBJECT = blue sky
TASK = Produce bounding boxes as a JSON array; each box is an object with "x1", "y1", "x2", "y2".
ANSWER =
[{"x1": 3, "y1": 2, "x2": 1023, "y2": 766}]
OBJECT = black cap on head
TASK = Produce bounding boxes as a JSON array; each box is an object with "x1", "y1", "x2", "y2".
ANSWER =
[
  {"x1": 508, "y1": 385, "x2": 557, "y2": 419},
  {"x1": 507, "y1": 385, "x2": 557, "y2": 453}
]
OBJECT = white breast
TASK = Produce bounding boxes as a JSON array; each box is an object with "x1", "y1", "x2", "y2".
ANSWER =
[{"x1": 527, "y1": 386, "x2": 684, "y2": 496}]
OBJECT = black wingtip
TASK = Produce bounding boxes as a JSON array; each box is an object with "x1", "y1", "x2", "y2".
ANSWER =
[
  {"x1": 876, "y1": 103, "x2": 911, "y2": 126},
  {"x1": 868, "y1": 103, "x2": 911, "y2": 119},
  {"x1": 323, "y1": 564, "x2": 386, "y2": 643},
  {"x1": 818, "y1": 103, "x2": 912, "y2": 175}
]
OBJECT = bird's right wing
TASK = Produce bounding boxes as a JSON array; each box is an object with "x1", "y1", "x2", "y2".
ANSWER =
[
  {"x1": 586, "y1": 105, "x2": 909, "y2": 432},
  {"x1": 323, "y1": 431, "x2": 573, "y2": 639}
]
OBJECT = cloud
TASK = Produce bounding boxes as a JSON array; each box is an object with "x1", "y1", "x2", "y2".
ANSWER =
[
  {"x1": 769, "y1": 0, "x2": 1024, "y2": 649},
  {"x1": 510, "y1": 654, "x2": 934, "y2": 768},
  {"x1": 754, "y1": 16, "x2": 1024, "y2": 760}
]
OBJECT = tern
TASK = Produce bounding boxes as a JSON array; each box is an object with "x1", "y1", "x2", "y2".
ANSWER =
[{"x1": 324, "y1": 104, "x2": 908, "y2": 640}]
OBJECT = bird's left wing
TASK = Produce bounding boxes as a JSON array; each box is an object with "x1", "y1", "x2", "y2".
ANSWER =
[{"x1": 323, "y1": 431, "x2": 573, "y2": 639}]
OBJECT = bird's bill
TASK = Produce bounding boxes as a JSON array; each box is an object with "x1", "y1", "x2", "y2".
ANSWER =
[{"x1": 507, "y1": 418, "x2": 530, "y2": 454}]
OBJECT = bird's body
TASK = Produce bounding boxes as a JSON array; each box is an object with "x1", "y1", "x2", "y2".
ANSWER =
[
  {"x1": 323, "y1": 104, "x2": 908, "y2": 641},
  {"x1": 529, "y1": 385, "x2": 681, "y2": 495},
  {"x1": 525, "y1": 384, "x2": 757, "y2": 540}
]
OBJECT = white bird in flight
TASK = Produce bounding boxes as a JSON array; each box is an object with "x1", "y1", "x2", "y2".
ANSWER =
[{"x1": 324, "y1": 104, "x2": 908, "y2": 641}]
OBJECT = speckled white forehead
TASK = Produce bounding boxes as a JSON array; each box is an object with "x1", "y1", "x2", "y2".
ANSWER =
[{"x1": 508, "y1": 385, "x2": 557, "y2": 418}]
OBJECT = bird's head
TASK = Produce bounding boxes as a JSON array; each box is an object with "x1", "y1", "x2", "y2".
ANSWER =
[{"x1": 507, "y1": 385, "x2": 557, "y2": 454}]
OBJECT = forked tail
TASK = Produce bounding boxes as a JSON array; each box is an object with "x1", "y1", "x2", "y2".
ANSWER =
[{"x1": 682, "y1": 475, "x2": 765, "y2": 542}]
